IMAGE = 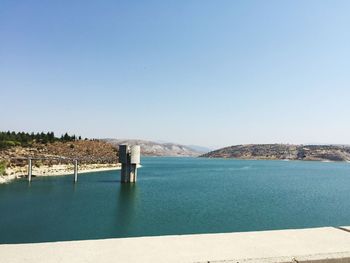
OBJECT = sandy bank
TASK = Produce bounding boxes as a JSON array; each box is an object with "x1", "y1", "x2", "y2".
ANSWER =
[{"x1": 0, "y1": 163, "x2": 121, "y2": 184}]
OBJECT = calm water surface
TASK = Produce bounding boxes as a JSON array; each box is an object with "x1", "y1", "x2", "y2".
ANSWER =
[{"x1": 1, "y1": 157, "x2": 350, "y2": 244}]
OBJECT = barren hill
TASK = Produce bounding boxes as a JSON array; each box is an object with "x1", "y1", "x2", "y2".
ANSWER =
[
  {"x1": 200, "y1": 144, "x2": 350, "y2": 162},
  {"x1": 1, "y1": 140, "x2": 118, "y2": 167},
  {"x1": 103, "y1": 139, "x2": 202, "y2": 157}
]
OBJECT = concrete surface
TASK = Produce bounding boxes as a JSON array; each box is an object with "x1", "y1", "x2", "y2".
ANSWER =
[
  {"x1": 339, "y1": 226, "x2": 350, "y2": 232},
  {"x1": 1, "y1": 227, "x2": 350, "y2": 263}
]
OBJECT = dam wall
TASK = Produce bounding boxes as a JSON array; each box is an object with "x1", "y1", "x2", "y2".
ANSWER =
[{"x1": 0, "y1": 226, "x2": 350, "y2": 263}]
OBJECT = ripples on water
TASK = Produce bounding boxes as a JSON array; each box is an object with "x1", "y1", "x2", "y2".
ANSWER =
[{"x1": 0, "y1": 157, "x2": 350, "y2": 244}]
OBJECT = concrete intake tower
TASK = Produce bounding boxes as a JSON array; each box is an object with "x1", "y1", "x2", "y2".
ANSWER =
[{"x1": 119, "y1": 145, "x2": 140, "y2": 183}]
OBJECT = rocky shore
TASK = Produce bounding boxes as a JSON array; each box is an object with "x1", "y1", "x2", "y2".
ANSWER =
[
  {"x1": 0, "y1": 140, "x2": 121, "y2": 184},
  {"x1": 0, "y1": 163, "x2": 121, "y2": 184},
  {"x1": 201, "y1": 144, "x2": 350, "y2": 162}
]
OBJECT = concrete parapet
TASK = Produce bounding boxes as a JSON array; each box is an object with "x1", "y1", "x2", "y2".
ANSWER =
[
  {"x1": 200, "y1": 252, "x2": 350, "y2": 263},
  {"x1": 1, "y1": 227, "x2": 350, "y2": 263}
]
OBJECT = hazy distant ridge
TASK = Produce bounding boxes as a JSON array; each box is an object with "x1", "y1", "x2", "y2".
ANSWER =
[
  {"x1": 200, "y1": 144, "x2": 350, "y2": 162},
  {"x1": 103, "y1": 139, "x2": 203, "y2": 157}
]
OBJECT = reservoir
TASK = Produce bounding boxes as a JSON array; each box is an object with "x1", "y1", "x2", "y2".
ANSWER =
[{"x1": 0, "y1": 157, "x2": 350, "y2": 244}]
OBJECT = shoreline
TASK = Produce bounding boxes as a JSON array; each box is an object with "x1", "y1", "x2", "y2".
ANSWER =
[
  {"x1": 0, "y1": 163, "x2": 122, "y2": 184},
  {"x1": 199, "y1": 156, "x2": 350, "y2": 163}
]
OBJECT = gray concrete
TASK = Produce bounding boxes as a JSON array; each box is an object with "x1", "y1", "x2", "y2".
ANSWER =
[
  {"x1": 74, "y1": 160, "x2": 78, "y2": 183},
  {"x1": 119, "y1": 145, "x2": 140, "y2": 183},
  {"x1": 202, "y1": 252, "x2": 350, "y2": 262},
  {"x1": 339, "y1": 226, "x2": 350, "y2": 233},
  {"x1": 130, "y1": 145, "x2": 140, "y2": 164},
  {"x1": 1, "y1": 227, "x2": 350, "y2": 263},
  {"x1": 27, "y1": 158, "x2": 32, "y2": 182}
]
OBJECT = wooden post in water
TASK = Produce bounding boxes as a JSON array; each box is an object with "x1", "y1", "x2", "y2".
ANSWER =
[
  {"x1": 28, "y1": 158, "x2": 32, "y2": 182},
  {"x1": 74, "y1": 159, "x2": 78, "y2": 183}
]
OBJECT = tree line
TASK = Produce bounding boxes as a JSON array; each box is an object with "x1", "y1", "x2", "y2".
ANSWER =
[{"x1": 0, "y1": 131, "x2": 84, "y2": 149}]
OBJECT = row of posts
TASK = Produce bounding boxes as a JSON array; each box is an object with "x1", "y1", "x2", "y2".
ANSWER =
[{"x1": 27, "y1": 158, "x2": 78, "y2": 183}]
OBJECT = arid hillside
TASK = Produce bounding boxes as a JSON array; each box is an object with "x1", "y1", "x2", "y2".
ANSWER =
[
  {"x1": 104, "y1": 139, "x2": 202, "y2": 156},
  {"x1": 0, "y1": 140, "x2": 119, "y2": 167},
  {"x1": 201, "y1": 144, "x2": 350, "y2": 162}
]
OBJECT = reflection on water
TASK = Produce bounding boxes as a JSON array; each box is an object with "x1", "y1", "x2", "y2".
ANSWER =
[{"x1": 115, "y1": 184, "x2": 139, "y2": 235}]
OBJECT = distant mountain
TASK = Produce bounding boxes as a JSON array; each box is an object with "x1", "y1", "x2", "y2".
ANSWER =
[
  {"x1": 186, "y1": 145, "x2": 213, "y2": 153},
  {"x1": 103, "y1": 139, "x2": 203, "y2": 157},
  {"x1": 200, "y1": 144, "x2": 350, "y2": 162}
]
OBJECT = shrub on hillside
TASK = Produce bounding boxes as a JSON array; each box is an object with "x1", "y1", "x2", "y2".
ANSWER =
[{"x1": 0, "y1": 161, "x2": 7, "y2": 176}]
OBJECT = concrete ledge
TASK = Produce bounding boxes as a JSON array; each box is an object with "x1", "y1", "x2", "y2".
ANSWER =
[
  {"x1": 339, "y1": 226, "x2": 350, "y2": 233},
  {"x1": 1, "y1": 227, "x2": 350, "y2": 263},
  {"x1": 201, "y1": 252, "x2": 350, "y2": 263}
]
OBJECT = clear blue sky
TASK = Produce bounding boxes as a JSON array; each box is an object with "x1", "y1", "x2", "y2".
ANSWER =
[{"x1": 1, "y1": 0, "x2": 350, "y2": 148}]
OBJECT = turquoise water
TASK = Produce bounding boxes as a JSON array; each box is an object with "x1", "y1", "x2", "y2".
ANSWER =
[{"x1": 1, "y1": 157, "x2": 350, "y2": 244}]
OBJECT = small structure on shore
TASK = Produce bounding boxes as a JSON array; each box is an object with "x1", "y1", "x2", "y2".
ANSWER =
[
  {"x1": 119, "y1": 145, "x2": 140, "y2": 183},
  {"x1": 26, "y1": 157, "x2": 79, "y2": 183}
]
